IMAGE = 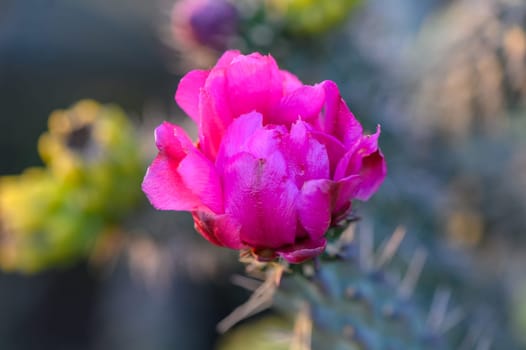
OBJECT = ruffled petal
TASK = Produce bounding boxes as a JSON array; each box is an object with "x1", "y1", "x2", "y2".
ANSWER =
[
  {"x1": 192, "y1": 211, "x2": 243, "y2": 248},
  {"x1": 354, "y1": 149, "x2": 387, "y2": 201},
  {"x1": 175, "y1": 70, "x2": 209, "y2": 123},
  {"x1": 320, "y1": 80, "x2": 363, "y2": 148},
  {"x1": 214, "y1": 49, "x2": 241, "y2": 68},
  {"x1": 332, "y1": 174, "x2": 362, "y2": 223},
  {"x1": 143, "y1": 123, "x2": 203, "y2": 211},
  {"x1": 198, "y1": 87, "x2": 232, "y2": 159},
  {"x1": 310, "y1": 129, "x2": 347, "y2": 177},
  {"x1": 284, "y1": 121, "x2": 330, "y2": 186},
  {"x1": 272, "y1": 84, "x2": 325, "y2": 124},
  {"x1": 245, "y1": 126, "x2": 287, "y2": 159},
  {"x1": 334, "y1": 126, "x2": 381, "y2": 180},
  {"x1": 154, "y1": 121, "x2": 194, "y2": 159},
  {"x1": 142, "y1": 154, "x2": 202, "y2": 211},
  {"x1": 222, "y1": 151, "x2": 298, "y2": 249},
  {"x1": 225, "y1": 53, "x2": 283, "y2": 119},
  {"x1": 281, "y1": 70, "x2": 303, "y2": 94},
  {"x1": 297, "y1": 179, "x2": 332, "y2": 241},
  {"x1": 192, "y1": 211, "x2": 223, "y2": 246},
  {"x1": 357, "y1": 125, "x2": 382, "y2": 155},
  {"x1": 178, "y1": 151, "x2": 223, "y2": 213},
  {"x1": 203, "y1": 65, "x2": 233, "y2": 121},
  {"x1": 277, "y1": 238, "x2": 327, "y2": 263},
  {"x1": 215, "y1": 111, "x2": 263, "y2": 170}
]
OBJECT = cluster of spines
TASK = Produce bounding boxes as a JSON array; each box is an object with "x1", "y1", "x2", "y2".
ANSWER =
[{"x1": 219, "y1": 224, "x2": 495, "y2": 350}]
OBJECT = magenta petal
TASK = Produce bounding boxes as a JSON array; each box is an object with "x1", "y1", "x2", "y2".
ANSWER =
[
  {"x1": 215, "y1": 112, "x2": 263, "y2": 169},
  {"x1": 178, "y1": 150, "x2": 224, "y2": 213},
  {"x1": 334, "y1": 150, "x2": 358, "y2": 181},
  {"x1": 192, "y1": 211, "x2": 243, "y2": 248},
  {"x1": 332, "y1": 174, "x2": 362, "y2": 222},
  {"x1": 198, "y1": 88, "x2": 232, "y2": 159},
  {"x1": 272, "y1": 84, "x2": 325, "y2": 124},
  {"x1": 355, "y1": 150, "x2": 387, "y2": 201},
  {"x1": 245, "y1": 126, "x2": 287, "y2": 159},
  {"x1": 334, "y1": 126, "x2": 381, "y2": 180},
  {"x1": 192, "y1": 211, "x2": 223, "y2": 246},
  {"x1": 223, "y1": 152, "x2": 298, "y2": 248},
  {"x1": 216, "y1": 112, "x2": 287, "y2": 172},
  {"x1": 213, "y1": 214, "x2": 244, "y2": 248},
  {"x1": 298, "y1": 179, "x2": 332, "y2": 240},
  {"x1": 320, "y1": 80, "x2": 363, "y2": 148},
  {"x1": 203, "y1": 66, "x2": 233, "y2": 121},
  {"x1": 225, "y1": 53, "x2": 283, "y2": 118},
  {"x1": 277, "y1": 238, "x2": 327, "y2": 263},
  {"x1": 154, "y1": 122, "x2": 194, "y2": 159},
  {"x1": 285, "y1": 121, "x2": 330, "y2": 185},
  {"x1": 175, "y1": 70, "x2": 209, "y2": 123},
  {"x1": 281, "y1": 70, "x2": 303, "y2": 94},
  {"x1": 143, "y1": 122, "x2": 203, "y2": 211},
  {"x1": 358, "y1": 125, "x2": 382, "y2": 155},
  {"x1": 334, "y1": 174, "x2": 361, "y2": 207},
  {"x1": 142, "y1": 155, "x2": 202, "y2": 211},
  {"x1": 310, "y1": 129, "x2": 347, "y2": 177},
  {"x1": 214, "y1": 49, "x2": 241, "y2": 68}
]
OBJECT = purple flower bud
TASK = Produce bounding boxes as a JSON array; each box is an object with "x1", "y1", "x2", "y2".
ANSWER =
[{"x1": 172, "y1": 0, "x2": 238, "y2": 51}]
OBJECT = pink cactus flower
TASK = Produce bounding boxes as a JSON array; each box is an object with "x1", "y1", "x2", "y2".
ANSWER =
[{"x1": 142, "y1": 50, "x2": 386, "y2": 263}]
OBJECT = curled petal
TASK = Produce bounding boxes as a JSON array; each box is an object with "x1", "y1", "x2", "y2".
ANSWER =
[
  {"x1": 192, "y1": 211, "x2": 222, "y2": 246},
  {"x1": 215, "y1": 112, "x2": 288, "y2": 173},
  {"x1": 245, "y1": 126, "x2": 287, "y2": 159},
  {"x1": 223, "y1": 152, "x2": 298, "y2": 249},
  {"x1": 198, "y1": 88, "x2": 232, "y2": 159},
  {"x1": 142, "y1": 155, "x2": 202, "y2": 211},
  {"x1": 310, "y1": 129, "x2": 347, "y2": 177},
  {"x1": 281, "y1": 70, "x2": 303, "y2": 94},
  {"x1": 193, "y1": 211, "x2": 243, "y2": 248},
  {"x1": 178, "y1": 151, "x2": 223, "y2": 213},
  {"x1": 214, "y1": 49, "x2": 241, "y2": 68},
  {"x1": 320, "y1": 80, "x2": 363, "y2": 148},
  {"x1": 334, "y1": 126, "x2": 381, "y2": 180},
  {"x1": 175, "y1": 70, "x2": 209, "y2": 123},
  {"x1": 297, "y1": 179, "x2": 332, "y2": 241},
  {"x1": 215, "y1": 111, "x2": 263, "y2": 169},
  {"x1": 332, "y1": 174, "x2": 362, "y2": 223},
  {"x1": 277, "y1": 238, "x2": 327, "y2": 263},
  {"x1": 226, "y1": 53, "x2": 283, "y2": 119},
  {"x1": 203, "y1": 66, "x2": 233, "y2": 121},
  {"x1": 272, "y1": 84, "x2": 325, "y2": 124},
  {"x1": 154, "y1": 122, "x2": 194, "y2": 159},
  {"x1": 358, "y1": 125, "x2": 382, "y2": 155},
  {"x1": 285, "y1": 121, "x2": 330, "y2": 185},
  {"x1": 143, "y1": 123, "x2": 203, "y2": 211},
  {"x1": 354, "y1": 150, "x2": 387, "y2": 201}
]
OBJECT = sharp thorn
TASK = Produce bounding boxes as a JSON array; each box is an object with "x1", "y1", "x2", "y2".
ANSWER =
[
  {"x1": 375, "y1": 226, "x2": 406, "y2": 268},
  {"x1": 398, "y1": 247, "x2": 427, "y2": 299},
  {"x1": 359, "y1": 223, "x2": 374, "y2": 272}
]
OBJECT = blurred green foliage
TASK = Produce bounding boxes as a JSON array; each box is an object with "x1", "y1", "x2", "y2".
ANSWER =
[
  {"x1": 265, "y1": 0, "x2": 363, "y2": 35},
  {"x1": 0, "y1": 101, "x2": 144, "y2": 272}
]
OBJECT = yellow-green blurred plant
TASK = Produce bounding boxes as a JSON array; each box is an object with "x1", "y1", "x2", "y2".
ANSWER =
[
  {"x1": 0, "y1": 100, "x2": 144, "y2": 272},
  {"x1": 265, "y1": 0, "x2": 363, "y2": 35}
]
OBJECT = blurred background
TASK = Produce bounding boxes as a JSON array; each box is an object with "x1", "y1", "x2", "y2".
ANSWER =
[{"x1": 1, "y1": 0, "x2": 525, "y2": 349}]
